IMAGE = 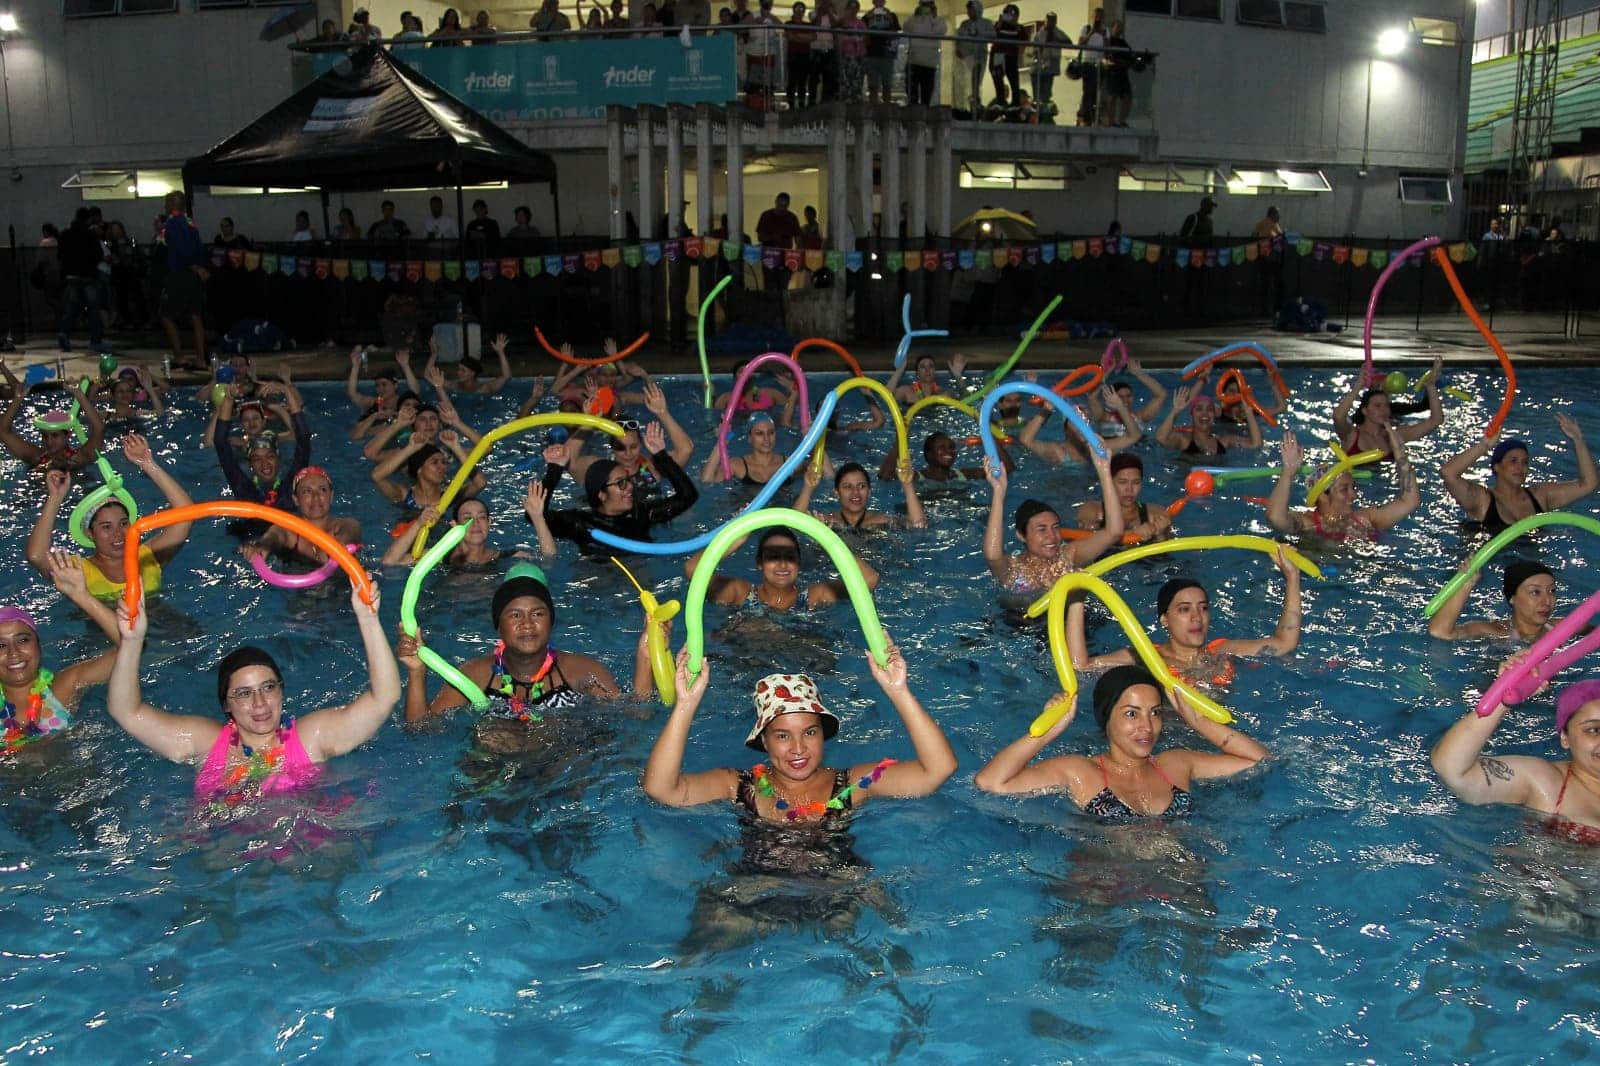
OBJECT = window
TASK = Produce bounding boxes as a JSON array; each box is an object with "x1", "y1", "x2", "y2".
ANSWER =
[
  {"x1": 1399, "y1": 174, "x2": 1453, "y2": 205},
  {"x1": 1118, "y1": 164, "x2": 1225, "y2": 193},
  {"x1": 63, "y1": 168, "x2": 184, "y2": 201},
  {"x1": 119, "y1": 0, "x2": 178, "y2": 12},
  {"x1": 1409, "y1": 16, "x2": 1458, "y2": 46},
  {"x1": 1236, "y1": 0, "x2": 1325, "y2": 31},
  {"x1": 1175, "y1": 0, "x2": 1221, "y2": 18},
  {"x1": 62, "y1": 0, "x2": 118, "y2": 16},
  {"x1": 1224, "y1": 168, "x2": 1329, "y2": 196},
  {"x1": 1126, "y1": 0, "x2": 1173, "y2": 12},
  {"x1": 960, "y1": 160, "x2": 1083, "y2": 191}
]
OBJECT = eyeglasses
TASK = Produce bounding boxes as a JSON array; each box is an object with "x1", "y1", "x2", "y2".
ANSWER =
[
  {"x1": 605, "y1": 475, "x2": 637, "y2": 490},
  {"x1": 226, "y1": 679, "x2": 282, "y2": 704}
]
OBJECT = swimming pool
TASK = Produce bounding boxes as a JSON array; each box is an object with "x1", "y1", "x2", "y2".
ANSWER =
[{"x1": 2, "y1": 366, "x2": 1596, "y2": 1063}]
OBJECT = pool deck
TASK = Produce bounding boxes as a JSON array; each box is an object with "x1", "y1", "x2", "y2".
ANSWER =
[{"x1": 8, "y1": 311, "x2": 1595, "y2": 385}]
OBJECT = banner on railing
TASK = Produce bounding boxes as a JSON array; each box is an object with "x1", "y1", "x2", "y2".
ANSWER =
[
  {"x1": 312, "y1": 37, "x2": 737, "y2": 121},
  {"x1": 209, "y1": 236, "x2": 1482, "y2": 281}
]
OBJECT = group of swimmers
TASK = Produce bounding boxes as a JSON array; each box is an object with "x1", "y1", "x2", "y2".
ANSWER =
[{"x1": 1, "y1": 343, "x2": 1599, "y2": 854}]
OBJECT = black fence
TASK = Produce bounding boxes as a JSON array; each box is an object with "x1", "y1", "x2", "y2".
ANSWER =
[{"x1": 3, "y1": 231, "x2": 1595, "y2": 357}]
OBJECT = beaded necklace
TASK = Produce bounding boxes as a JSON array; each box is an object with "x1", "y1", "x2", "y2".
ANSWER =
[
  {"x1": 212, "y1": 718, "x2": 293, "y2": 811},
  {"x1": 491, "y1": 641, "x2": 554, "y2": 722},
  {"x1": 1, "y1": 670, "x2": 63, "y2": 752},
  {"x1": 750, "y1": 757, "x2": 897, "y2": 821}
]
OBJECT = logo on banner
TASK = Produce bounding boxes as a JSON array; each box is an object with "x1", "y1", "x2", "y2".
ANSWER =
[
  {"x1": 584, "y1": 250, "x2": 602, "y2": 271},
  {"x1": 444, "y1": 260, "x2": 461, "y2": 281},
  {"x1": 500, "y1": 258, "x2": 518, "y2": 279},
  {"x1": 244, "y1": 252, "x2": 261, "y2": 272},
  {"x1": 904, "y1": 249, "x2": 922, "y2": 273},
  {"x1": 314, "y1": 259, "x2": 330, "y2": 279},
  {"x1": 1024, "y1": 245, "x2": 1038, "y2": 266},
  {"x1": 464, "y1": 70, "x2": 515, "y2": 94},
  {"x1": 756, "y1": 245, "x2": 775, "y2": 267},
  {"x1": 261, "y1": 253, "x2": 278, "y2": 274},
  {"x1": 664, "y1": 240, "x2": 681, "y2": 262},
  {"x1": 210, "y1": 248, "x2": 226, "y2": 269},
  {"x1": 295, "y1": 258, "x2": 310, "y2": 277},
  {"x1": 826, "y1": 249, "x2": 844, "y2": 271},
  {"x1": 544, "y1": 255, "x2": 562, "y2": 276},
  {"x1": 784, "y1": 248, "x2": 802, "y2": 271},
  {"x1": 1217, "y1": 248, "x2": 1231, "y2": 267},
  {"x1": 227, "y1": 249, "x2": 245, "y2": 269},
  {"x1": 1120, "y1": 236, "x2": 1133, "y2": 255},
  {"x1": 1006, "y1": 246, "x2": 1022, "y2": 267},
  {"x1": 806, "y1": 250, "x2": 825, "y2": 271},
  {"x1": 922, "y1": 250, "x2": 939, "y2": 272},
  {"x1": 404, "y1": 260, "x2": 422, "y2": 282},
  {"x1": 722, "y1": 241, "x2": 741, "y2": 262},
  {"x1": 845, "y1": 250, "x2": 863, "y2": 272},
  {"x1": 1332, "y1": 246, "x2": 1350, "y2": 265},
  {"x1": 1129, "y1": 241, "x2": 1146, "y2": 260}
]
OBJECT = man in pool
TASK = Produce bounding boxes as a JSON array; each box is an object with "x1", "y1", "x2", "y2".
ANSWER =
[
  {"x1": 240, "y1": 467, "x2": 361, "y2": 569},
  {"x1": 1428, "y1": 559, "x2": 1559, "y2": 644}
]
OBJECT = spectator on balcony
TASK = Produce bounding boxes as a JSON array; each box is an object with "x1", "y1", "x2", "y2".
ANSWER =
[
  {"x1": 530, "y1": 0, "x2": 572, "y2": 33},
  {"x1": 1076, "y1": 6, "x2": 1104, "y2": 126},
  {"x1": 744, "y1": 0, "x2": 781, "y2": 108},
  {"x1": 1101, "y1": 18, "x2": 1133, "y2": 126},
  {"x1": 394, "y1": 13, "x2": 427, "y2": 47},
  {"x1": 1032, "y1": 12, "x2": 1069, "y2": 120},
  {"x1": 431, "y1": 8, "x2": 467, "y2": 44},
  {"x1": 860, "y1": 0, "x2": 900, "y2": 104},
  {"x1": 349, "y1": 7, "x2": 383, "y2": 42},
  {"x1": 636, "y1": 2, "x2": 664, "y2": 34},
  {"x1": 367, "y1": 201, "x2": 411, "y2": 242},
  {"x1": 315, "y1": 19, "x2": 348, "y2": 45},
  {"x1": 507, "y1": 206, "x2": 541, "y2": 242},
  {"x1": 757, "y1": 193, "x2": 802, "y2": 292},
  {"x1": 808, "y1": 0, "x2": 838, "y2": 102},
  {"x1": 584, "y1": 7, "x2": 607, "y2": 31},
  {"x1": 290, "y1": 211, "x2": 316, "y2": 243},
  {"x1": 681, "y1": 0, "x2": 710, "y2": 27},
  {"x1": 836, "y1": 0, "x2": 867, "y2": 103},
  {"x1": 902, "y1": 1, "x2": 943, "y2": 107},
  {"x1": 334, "y1": 208, "x2": 361, "y2": 241},
  {"x1": 465, "y1": 201, "x2": 501, "y2": 252},
  {"x1": 786, "y1": 3, "x2": 814, "y2": 109},
  {"x1": 1483, "y1": 218, "x2": 1506, "y2": 241},
  {"x1": 955, "y1": 1, "x2": 994, "y2": 115},
  {"x1": 423, "y1": 197, "x2": 460, "y2": 241},
  {"x1": 468, "y1": 9, "x2": 498, "y2": 42},
  {"x1": 991, "y1": 4, "x2": 1026, "y2": 107},
  {"x1": 605, "y1": 0, "x2": 629, "y2": 27}
]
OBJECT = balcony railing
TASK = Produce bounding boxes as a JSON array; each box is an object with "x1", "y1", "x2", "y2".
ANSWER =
[{"x1": 291, "y1": 25, "x2": 1157, "y2": 130}]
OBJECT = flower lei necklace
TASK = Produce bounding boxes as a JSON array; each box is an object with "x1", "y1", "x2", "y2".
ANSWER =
[
  {"x1": 750, "y1": 757, "x2": 897, "y2": 821},
  {"x1": 1, "y1": 670, "x2": 62, "y2": 751},
  {"x1": 492, "y1": 641, "x2": 554, "y2": 722},
  {"x1": 213, "y1": 717, "x2": 293, "y2": 810}
]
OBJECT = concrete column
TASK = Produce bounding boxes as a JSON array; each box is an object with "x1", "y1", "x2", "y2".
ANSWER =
[
  {"x1": 856, "y1": 117, "x2": 875, "y2": 238},
  {"x1": 932, "y1": 117, "x2": 952, "y2": 238},
  {"x1": 726, "y1": 112, "x2": 744, "y2": 247},
  {"x1": 606, "y1": 107, "x2": 626, "y2": 242},
  {"x1": 696, "y1": 105, "x2": 714, "y2": 238},
  {"x1": 827, "y1": 115, "x2": 849, "y2": 249},
  {"x1": 907, "y1": 122, "x2": 929, "y2": 242},
  {"x1": 882, "y1": 123, "x2": 901, "y2": 241},
  {"x1": 666, "y1": 107, "x2": 684, "y2": 237},
  {"x1": 637, "y1": 105, "x2": 658, "y2": 241}
]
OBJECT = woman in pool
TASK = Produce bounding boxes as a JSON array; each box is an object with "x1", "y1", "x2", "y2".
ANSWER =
[
  {"x1": 1428, "y1": 559, "x2": 1559, "y2": 644},
  {"x1": 684, "y1": 525, "x2": 881, "y2": 610},
  {"x1": 1155, "y1": 384, "x2": 1262, "y2": 457},
  {"x1": 1017, "y1": 386, "x2": 1143, "y2": 463},
  {"x1": 700, "y1": 412, "x2": 788, "y2": 486},
  {"x1": 1074, "y1": 453, "x2": 1173, "y2": 545},
  {"x1": 1065, "y1": 557, "x2": 1302, "y2": 689},
  {"x1": 108, "y1": 585, "x2": 400, "y2": 807},
  {"x1": 102, "y1": 366, "x2": 165, "y2": 424},
  {"x1": 351, "y1": 389, "x2": 418, "y2": 443},
  {"x1": 1332, "y1": 357, "x2": 1443, "y2": 458},
  {"x1": 880, "y1": 430, "x2": 1009, "y2": 484},
  {"x1": 1084, "y1": 357, "x2": 1169, "y2": 434},
  {"x1": 383, "y1": 489, "x2": 557, "y2": 567},
  {"x1": 26, "y1": 435, "x2": 194, "y2": 602},
  {"x1": 1440, "y1": 420, "x2": 1598, "y2": 534},
  {"x1": 1266, "y1": 427, "x2": 1419, "y2": 541},
  {"x1": 345, "y1": 346, "x2": 400, "y2": 420},
  {"x1": 975, "y1": 665, "x2": 1267, "y2": 821},
  {"x1": 397, "y1": 563, "x2": 651, "y2": 727},
  {"x1": 642, "y1": 635, "x2": 956, "y2": 819},
  {"x1": 886, "y1": 353, "x2": 968, "y2": 406},
  {"x1": 712, "y1": 361, "x2": 798, "y2": 423},
  {"x1": 539, "y1": 423, "x2": 699, "y2": 555},
  {"x1": 0, "y1": 554, "x2": 124, "y2": 754},
  {"x1": 983, "y1": 452, "x2": 1124, "y2": 596},
  {"x1": 240, "y1": 467, "x2": 362, "y2": 570},
  {"x1": 0, "y1": 378, "x2": 104, "y2": 473},
  {"x1": 370, "y1": 429, "x2": 486, "y2": 512},
  {"x1": 1432, "y1": 671, "x2": 1600, "y2": 843},
  {"x1": 568, "y1": 382, "x2": 694, "y2": 485},
  {"x1": 793, "y1": 460, "x2": 928, "y2": 530}
]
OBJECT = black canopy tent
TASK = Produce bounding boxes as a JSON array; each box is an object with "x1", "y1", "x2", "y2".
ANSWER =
[{"x1": 183, "y1": 44, "x2": 560, "y2": 351}]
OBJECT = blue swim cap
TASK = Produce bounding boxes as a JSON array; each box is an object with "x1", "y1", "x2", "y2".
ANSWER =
[{"x1": 546, "y1": 426, "x2": 570, "y2": 444}]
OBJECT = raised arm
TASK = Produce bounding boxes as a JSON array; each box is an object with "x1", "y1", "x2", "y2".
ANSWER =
[
  {"x1": 370, "y1": 437, "x2": 421, "y2": 504},
  {"x1": 1127, "y1": 358, "x2": 1168, "y2": 421},
  {"x1": 362, "y1": 405, "x2": 413, "y2": 460},
  {"x1": 1220, "y1": 547, "x2": 1302, "y2": 657},
  {"x1": 108, "y1": 594, "x2": 220, "y2": 763},
  {"x1": 26, "y1": 470, "x2": 71, "y2": 577},
  {"x1": 394, "y1": 347, "x2": 422, "y2": 396},
  {"x1": 896, "y1": 457, "x2": 928, "y2": 529},
  {"x1": 1067, "y1": 452, "x2": 1127, "y2": 567},
  {"x1": 75, "y1": 383, "x2": 106, "y2": 465},
  {"x1": 1440, "y1": 433, "x2": 1494, "y2": 517},
  {"x1": 0, "y1": 391, "x2": 41, "y2": 465},
  {"x1": 381, "y1": 506, "x2": 438, "y2": 566},
  {"x1": 982, "y1": 458, "x2": 1012, "y2": 581},
  {"x1": 974, "y1": 693, "x2": 1081, "y2": 795},
  {"x1": 1539, "y1": 413, "x2": 1600, "y2": 510},
  {"x1": 1154, "y1": 384, "x2": 1189, "y2": 449},
  {"x1": 522, "y1": 481, "x2": 558, "y2": 558},
  {"x1": 1266, "y1": 430, "x2": 1305, "y2": 533},
  {"x1": 345, "y1": 347, "x2": 374, "y2": 412},
  {"x1": 48, "y1": 549, "x2": 120, "y2": 644},
  {"x1": 852, "y1": 635, "x2": 957, "y2": 801},
  {"x1": 1398, "y1": 357, "x2": 1444, "y2": 442},
  {"x1": 124, "y1": 435, "x2": 194, "y2": 560},
  {"x1": 516, "y1": 375, "x2": 547, "y2": 418},
  {"x1": 1430, "y1": 689, "x2": 1547, "y2": 808},
  {"x1": 1163, "y1": 686, "x2": 1268, "y2": 781},
  {"x1": 640, "y1": 424, "x2": 700, "y2": 524},
  {"x1": 1331, "y1": 380, "x2": 1362, "y2": 442},
  {"x1": 1367, "y1": 428, "x2": 1421, "y2": 531},
  {"x1": 484, "y1": 333, "x2": 514, "y2": 394},
  {"x1": 641, "y1": 652, "x2": 740, "y2": 806},
  {"x1": 1099, "y1": 387, "x2": 1143, "y2": 453},
  {"x1": 1016, "y1": 409, "x2": 1068, "y2": 463},
  {"x1": 298, "y1": 586, "x2": 401, "y2": 760},
  {"x1": 643, "y1": 382, "x2": 694, "y2": 467},
  {"x1": 1427, "y1": 564, "x2": 1502, "y2": 641}
]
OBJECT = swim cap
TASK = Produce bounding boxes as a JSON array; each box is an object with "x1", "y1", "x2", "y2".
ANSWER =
[
  {"x1": 247, "y1": 431, "x2": 278, "y2": 454},
  {"x1": 1013, "y1": 499, "x2": 1058, "y2": 534},
  {"x1": 492, "y1": 562, "x2": 555, "y2": 628},
  {"x1": 584, "y1": 459, "x2": 622, "y2": 506},
  {"x1": 292, "y1": 465, "x2": 331, "y2": 491},
  {"x1": 1489, "y1": 439, "x2": 1530, "y2": 467},
  {"x1": 756, "y1": 526, "x2": 803, "y2": 563},
  {"x1": 1092, "y1": 665, "x2": 1162, "y2": 733},
  {"x1": 1110, "y1": 452, "x2": 1143, "y2": 477},
  {"x1": 82, "y1": 497, "x2": 130, "y2": 536},
  {"x1": 0, "y1": 607, "x2": 38, "y2": 633},
  {"x1": 746, "y1": 672, "x2": 839, "y2": 751},
  {"x1": 217, "y1": 646, "x2": 282, "y2": 709},
  {"x1": 1557, "y1": 679, "x2": 1600, "y2": 734},
  {"x1": 1156, "y1": 578, "x2": 1205, "y2": 616},
  {"x1": 748, "y1": 411, "x2": 775, "y2": 430},
  {"x1": 405, "y1": 445, "x2": 442, "y2": 482},
  {"x1": 1503, "y1": 559, "x2": 1554, "y2": 600}
]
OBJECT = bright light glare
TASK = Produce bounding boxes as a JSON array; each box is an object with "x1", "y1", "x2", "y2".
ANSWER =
[
  {"x1": 0, "y1": 13, "x2": 19, "y2": 32},
  {"x1": 1377, "y1": 27, "x2": 1408, "y2": 56}
]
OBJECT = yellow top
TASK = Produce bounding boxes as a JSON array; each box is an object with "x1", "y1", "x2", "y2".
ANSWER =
[{"x1": 82, "y1": 546, "x2": 162, "y2": 602}]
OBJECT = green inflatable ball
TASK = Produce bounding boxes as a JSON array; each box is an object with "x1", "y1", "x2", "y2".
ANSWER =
[
  {"x1": 211, "y1": 384, "x2": 228, "y2": 406},
  {"x1": 98, "y1": 353, "x2": 118, "y2": 375},
  {"x1": 1383, "y1": 370, "x2": 1409, "y2": 394}
]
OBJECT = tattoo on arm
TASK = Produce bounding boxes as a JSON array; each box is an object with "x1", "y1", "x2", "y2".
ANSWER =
[{"x1": 1479, "y1": 757, "x2": 1514, "y2": 787}]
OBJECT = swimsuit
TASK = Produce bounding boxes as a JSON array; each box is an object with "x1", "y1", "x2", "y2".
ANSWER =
[
  {"x1": 1482, "y1": 486, "x2": 1545, "y2": 536},
  {"x1": 1082, "y1": 756, "x2": 1194, "y2": 822},
  {"x1": 484, "y1": 645, "x2": 582, "y2": 719},
  {"x1": 736, "y1": 391, "x2": 777, "y2": 413},
  {"x1": 0, "y1": 672, "x2": 73, "y2": 752},
  {"x1": 81, "y1": 545, "x2": 162, "y2": 601},
  {"x1": 1171, "y1": 639, "x2": 1237, "y2": 688},
  {"x1": 194, "y1": 719, "x2": 321, "y2": 803},
  {"x1": 1311, "y1": 509, "x2": 1380, "y2": 543},
  {"x1": 1183, "y1": 437, "x2": 1225, "y2": 457},
  {"x1": 1545, "y1": 764, "x2": 1600, "y2": 845}
]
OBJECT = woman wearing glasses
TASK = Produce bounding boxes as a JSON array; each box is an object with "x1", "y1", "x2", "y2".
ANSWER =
[
  {"x1": 566, "y1": 382, "x2": 695, "y2": 492},
  {"x1": 106, "y1": 585, "x2": 401, "y2": 808},
  {"x1": 537, "y1": 421, "x2": 700, "y2": 556}
]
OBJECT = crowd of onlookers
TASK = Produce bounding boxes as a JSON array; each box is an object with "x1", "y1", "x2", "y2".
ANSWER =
[{"x1": 306, "y1": 2, "x2": 1147, "y2": 127}]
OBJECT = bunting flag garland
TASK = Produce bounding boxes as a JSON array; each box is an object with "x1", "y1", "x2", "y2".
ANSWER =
[
  {"x1": 958, "y1": 249, "x2": 975, "y2": 270},
  {"x1": 387, "y1": 262, "x2": 402, "y2": 282},
  {"x1": 601, "y1": 248, "x2": 621, "y2": 269},
  {"x1": 1176, "y1": 248, "x2": 1190, "y2": 268},
  {"x1": 885, "y1": 250, "x2": 903, "y2": 273},
  {"x1": 525, "y1": 256, "x2": 543, "y2": 276},
  {"x1": 583, "y1": 250, "x2": 602, "y2": 271},
  {"x1": 685, "y1": 237, "x2": 702, "y2": 259},
  {"x1": 1145, "y1": 243, "x2": 1161, "y2": 264},
  {"x1": 700, "y1": 237, "x2": 720, "y2": 258},
  {"x1": 845, "y1": 250, "x2": 863, "y2": 272},
  {"x1": 784, "y1": 248, "x2": 803, "y2": 271},
  {"x1": 1218, "y1": 247, "x2": 1232, "y2": 268},
  {"x1": 643, "y1": 242, "x2": 663, "y2": 266},
  {"x1": 500, "y1": 257, "x2": 518, "y2": 279},
  {"x1": 1040, "y1": 242, "x2": 1057, "y2": 265},
  {"x1": 464, "y1": 260, "x2": 481, "y2": 281},
  {"x1": 350, "y1": 259, "x2": 368, "y2": 281},
  {"x1": 664, "y1": 239, "x2": 681, "y2": 263},
  {"x1": 446, "y1": 260, "x2": 463, "y2": 281},
  {"x1": 543, "y1": 255, "x2": 562, "y2": 276},
  {"x1": 622, "y1": 246, "x2": 642, "y2": 268},
  {"x1": 722, "y1": 240, "x2": 741, "y2": 262},
  {"x1": 423, "y1": 260, "x2": 442, "y2": 282},
  {"x1": 331, "y1": 259, "x2": 348, "y2": 280},
  {"x1": 1088, "y1": 237, "x2": 1103, "y2": 258},
  {"x1": 904, "y1": 250, "x2": 922, "y2": 273},
  {"x1": 561, "y1": 253, "x2": 579, "y2": 274},
  {"x1": 827, "y1": 249, "x2": 845, "y2": 271}
]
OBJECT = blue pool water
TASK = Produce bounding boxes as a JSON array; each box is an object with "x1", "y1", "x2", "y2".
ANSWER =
[{"x1": 2, "y1": 366, "x2": 1598, "y2": 1062}]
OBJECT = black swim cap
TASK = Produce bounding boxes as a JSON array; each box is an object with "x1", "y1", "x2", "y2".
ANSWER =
[
  {"x1": 756, "y1": 526, "x2": 803, "y2": 563},
  {"x1": 406, "y1": 444, "x2": 442, "y2": 482},
  {"x1": 1013, "y1": 498, "x2": 1058, "y2": 535},
  {"x1": 1092, "y1": 665, "x2": 1162, "y2": 733},
  {"x1": 1156, "y1": 578, "x2": 1205, "y2": 616},
  {"x1": 585, "y1": 459, "x2": 621, "y2": 507},
  {"x1": 217, "y1": 646, "x2": 282, "y2": 709},
  {"x1": 492, "y1": 563, "x2": 556, "y2": 628},
  {"x1": 1504, "y1": 559, "x2": 1555, "y2": 600}
]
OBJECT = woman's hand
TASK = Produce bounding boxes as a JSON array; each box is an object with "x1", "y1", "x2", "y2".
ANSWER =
[
  {"x1": 395, "y1": 624, "x2": 425, "y2": 670},
  {"x1": 865, "y1": 633, "x2": 909, "y2": 694},
  {"x1": 44, "y1": 469, "x2": 71, "y2": 501},
  {"x1": 438, "y1": 429, "x2": 460, "y2": 449},
  {"x1": 643, "y1": 421, "x2": 666, "y2": 454},
  {"x1": 984, "y1": 455, "x2": 1007, "y2": 492},
  {"x1": 525, "y1": 479, "x2": 548, "y2": 513},
  {"x1": 416, "y1": 504, "x2": 441, "y2": 529},
  {"x1": 1035, "y1": 692, "x2": 1076, "y2": 743},
  {"x1": 351, "y1": 583, "x2": 380, "y2": 617},
  {"x1": 1279, "y1": 429, "x2": 1302, "y2": 470},
  {"x1": 1272, "y1": 543, "x2": 1296, "y2": 577},
  {"x1": 239, "y1": 543, "x2": 266, "y2": 563},
  {"x1": 642, "y1": 381, "x2": 668, "y2": 415},
  {"x1": 672, "y1": 647, "x2": 709, "y2": 709},
  {"x1": 1557, "y1": 412, "x2": 1585, "y2": 442},
  {"x1": 804, "y1": 460, "x2": 822, "y2": 488},
  {"x1": 543, "y1": 442, "x2": 570, "y2": 466},
  {"x1": 491, "y1": 332, "x2": 509, "y2": 356},
  {"x1": 122, "y1": 433, "x2": 154, "y2": 469},
  {"x1": 948, "y1": 353, "x2": 967, "y2": 378},
  {"x1": 423, "y1": 363, "x2": 445, "y2": 390},
  {"x1": 47, "y1": 551, "x2": 87, "y2": 597},
  {"x1": 602, "y1": 338, "x2": 619, "y2": 358},
  {"x1": 1171, "y1": 384, "x2": 1192, "y2": 410},
  {"x1": 394, "y1": 404, "x2": 417, "y2": 428},
  {"x1": 1169, "y1": 685, "x2": 1202, "y2": 726},
  {"x1": 115, "y1": 591, "x2": 149, "y2": 642}
]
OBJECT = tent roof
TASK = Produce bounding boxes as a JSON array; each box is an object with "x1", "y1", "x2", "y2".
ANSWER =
[{"x1": 183, "y1": 45, "x2": 557, "y2": 192}]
